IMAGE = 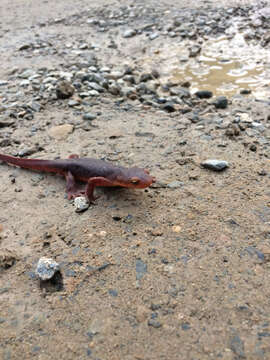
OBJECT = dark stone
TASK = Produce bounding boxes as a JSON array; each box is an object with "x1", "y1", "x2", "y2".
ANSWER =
[
  {"x1": 240, "y1": 89, "x2": 252, "y2": 95},
  {"x1": 56, "y1": 81, "x2": 75, "y2": 99},
  {"x1": 250, "y1": 144, "x2": 257, "y2": 152},
  {"x1": 213, "y1": 96, "x2": 228, "y2": 109},
  {"x1": 195, "y1": 90, "x2": 213, "y2": 99},
  {"x1": 140, "y1": 73, "x2": 153, "y2": 82},
  {"x1": 162, "y1": 102, "x2": 176, "y2": 112}
]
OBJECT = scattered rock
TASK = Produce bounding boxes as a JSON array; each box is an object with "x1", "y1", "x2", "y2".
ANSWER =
[
  {"x1": 56, "y1": 80, "x2": 75, "y2": 99},
  {"x1": 0, "y1": 249, "x2": 17, "y2": 270},
  {"x1": 195, "y1": 90, "x2": 213, "y2": 99},
  {"x1": 83, "y1": 113, "x2": 97, "y2": 121},
  {"x1": 74, "y1": 196, "x2": 90, "y2": 213},
  {"x1": 35, "y1": 257, "x2": 60, "y2": 280},
  {"x1": 189, "y1": 45, "x2": 201, "y2": 57},
  {"x1": 162, "y1": 102, "x2": 176, "y2": 112},
  {"x1": 48, "y1": 124, "x2": 74, "y2": 140},
  {"x1": 123, "y1": 29, "x2": 137, "y2": 38},
  {"x1": 213, "y1": 96, "x2": 228, "y2": 109},
  {"x1": 201, "y1": 159, "x2": 229, "y2": 171}
]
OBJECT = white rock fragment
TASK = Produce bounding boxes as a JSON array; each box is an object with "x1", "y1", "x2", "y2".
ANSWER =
[
  {"x1": 74, "y1": 196, "x2": 90, "y2": 213},
  {"x1": 201, "y1": 159, "x2": 229, "y2": 171},
  {"x1": 36, "y1": 257, "x2": 60, "y2": 280}
]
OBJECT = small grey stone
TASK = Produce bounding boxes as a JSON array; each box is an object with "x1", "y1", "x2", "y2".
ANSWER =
[
  {"x1": 20, "y1": 79, "x2": 30, "y2": 87},
  {"x1": 108, "y1": 84, "x2": 120, "y2": 95},
  {"x1": 83, "y1": 113, "x2": 96, "y2": 121},
  {"x1": 36, "y1": 257, "x2": 60, "y2": 280},
  {"x1": 79, "y1": 92, "x2": 91, "y2": 98},
  {"x1": 251, "y1": 122, "x2": 265, "y2": 132},
  {"x1": 88, "y1": 90, "x2": 100, "y2": 96},
  {"x1": 189, "y1": 45, "x2": 201, "y2": 57},
  {"x1": 88, "y1": 82, "x2": 104, "y2": 92},
  {"x1": 201, "y1": 159, "x2": 229, "y2": 171},
  {"x1": 123, "y1": 29, "x2": 137, "y2": 38},
  {"x1": 74, "y1": 196, "x2": 90, "y2": 213},
  {"x1": 0, "y1": 80, "x2": 8, "y2": 86},
  {"x1": 19, "y1": 69, "x2": 35, "y2": 79},
  {"x1": 68, "y1": 99, "x2": 80, "y2": 107},
  {"x1": 149, "y1": 32, "x2": 159, "y2": 40}
]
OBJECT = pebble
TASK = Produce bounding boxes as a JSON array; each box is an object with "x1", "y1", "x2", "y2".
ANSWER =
[
  {"x1": 48, "y1": 124, "x2": 74, "y2": 140},
  {"x1": 189, "y1": 45, "x2": 201, "y2": 57},
  {"x1": 19, "y1": 69, "x2": 35, "y2": 79},
  {"x1": 149, "y1": 32, "x2": 159, "y2": 40},
  {"x1": 0, "y1": 80, "x2": 8, "y2": 86},
  {"x1": 195, "y1": 90, "x2": 213, "y2": 99},
  {"x1": 83, "y1": 113, "x2": 97, "y2": 121},
  {"x1": 68, "y1": 99, "x2": 80, "y2": 106},
  {"x1": 0, "y1": 249, "x2": 17, "y2": 269},
  {"x1": 162, "y1": 102, "x2": 176, "y2": 112},
  {"x1": 201, "y1": 159, "x2": 229, "y2": 171},
  {"x1": 20, "y1": 79, "x2": 30, "y2": 87},
  {"x1": 56, "y1": 80, "x2": 75, "y2": 99},
  {"x1": 35, "y1": 257, "x2": 60, "y2": 280},
  {"x1": 123, "y1": 29, "x2": 137, "y2": 38},
  {"x1": 213, "y1": 96, "x2": 228, "y2": 109},
  {"x1": 74, "y1": 196, "x2": 90, "y2": 213}
]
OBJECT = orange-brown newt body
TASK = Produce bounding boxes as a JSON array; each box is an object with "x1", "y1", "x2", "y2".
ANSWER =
[{"x1": 0, "y1": 153, "x2": 156, "y2": 202}]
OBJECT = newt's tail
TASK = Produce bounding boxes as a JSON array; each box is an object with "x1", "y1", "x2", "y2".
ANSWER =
[{"x1": 0, "y1": 153, "x2": 65, "y2": 174}]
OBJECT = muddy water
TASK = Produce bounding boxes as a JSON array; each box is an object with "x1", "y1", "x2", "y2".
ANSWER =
[{"x1": 143, "y1": 32, "x2": 270, "y2": 97}]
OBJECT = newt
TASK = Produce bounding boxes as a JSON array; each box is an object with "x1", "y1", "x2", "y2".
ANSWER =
[{"x1": 0, "y1": 153, "x2": 156, "y2": 202}]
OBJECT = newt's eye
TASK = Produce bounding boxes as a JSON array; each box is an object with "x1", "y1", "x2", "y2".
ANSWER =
[{"x1": 130, "y1": 177, "x2": 140, "y2": 185}]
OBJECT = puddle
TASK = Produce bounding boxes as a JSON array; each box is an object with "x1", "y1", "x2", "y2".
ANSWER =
[{"x1": 140, "y1": 32, "x2": 270, "y2": 98}]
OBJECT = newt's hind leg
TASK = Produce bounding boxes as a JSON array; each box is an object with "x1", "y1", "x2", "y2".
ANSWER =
[
  {"x1": 65, "y1": 171, "x2": 85, "y2": 200},
  {"x1": 68, "y1": 154, "x2": 79, "y2": 159}
]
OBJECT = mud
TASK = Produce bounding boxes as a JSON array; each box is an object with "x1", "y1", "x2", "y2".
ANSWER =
[{"x1": 0, "y1": 1, "x2": 270, "y2": 360}]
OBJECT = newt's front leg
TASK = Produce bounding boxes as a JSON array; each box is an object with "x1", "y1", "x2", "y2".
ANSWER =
[
  {"x1": 65, "y1": 171, "x2": 85, "y2": 200},
  {"x1": 85, "y1": 177, "x2": 115, "y2": 202}
]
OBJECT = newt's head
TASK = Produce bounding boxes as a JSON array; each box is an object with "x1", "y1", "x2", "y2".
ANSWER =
[{"x1": 116, "y1": 167, "x2": 156, "y2": 189}]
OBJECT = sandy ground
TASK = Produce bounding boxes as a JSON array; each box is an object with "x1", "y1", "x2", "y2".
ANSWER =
[{"x1": 0, "y1": 1, "x2": 269, "y2": 359}]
